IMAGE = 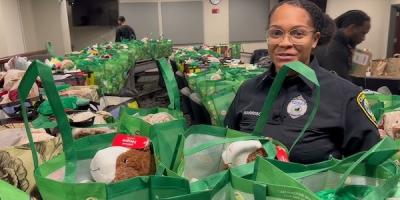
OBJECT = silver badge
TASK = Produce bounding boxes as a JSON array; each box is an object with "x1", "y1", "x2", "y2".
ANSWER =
[{"x1": 287, "y1": 95, "x2": 307, "y2": 119}]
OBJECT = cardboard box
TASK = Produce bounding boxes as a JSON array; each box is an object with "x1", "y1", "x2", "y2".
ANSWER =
[{"x1": 351, "y1": 49, "x2": 372, "y2": 76}]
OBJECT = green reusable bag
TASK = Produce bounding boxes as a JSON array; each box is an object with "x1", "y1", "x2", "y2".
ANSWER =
[
  {"x1": 265, "y1": 137, "x2": 400, "y2": 200},
  {"x1": 230, "y1": 43, "x2": 241, "y2": 59},
  {"x1": 118, "y1": 107, "x2": 187, "y2": 172},
  {"x1": 161, "y1": 124, "x2": 286, "y2": 182},
  {"x1": 149, "y1": 39, "x2": 159, "y2": 59},
  {"x1": 202, "y1": 88, "x2": 236, "y2": 126},
  {"x1": 159, "y1": 39, "x2": 173, "y2": 58},
  {"x1": 18, "y1": 61, "x2": 191, "y2": 200},
  {"x1": 117, "y1": 57, "x2": 183, "y2": 133},
  {"x1": 253, "y1": 61, "x2": 396, "y2": 199},
  {"x1": 37, "y1": 96, "x2": 89, "y2": 116},
  {"x1": 187, "y1": 69, "x2": 219, "y2": 93},
  {"x1": 117, "y1": 57, "x2": 185, "y2": 172},
  {"x1": 314, "y1": 137, "x2": 400, "y2": 200},
  {"x1": 164, "y1": 158, "x2": 320, "y2": 200},
  {"x1": 197, "y1": 79, "x2": 236, "y2": 99},
  {"x1": 0, "y1": 179, "x2": 30, "y2": 200},
  {"x1": 186, "y1": 137, "x2": 400, "y2": 200},
  {"x1": 365, "y1": 93, "x2": 400, "y2": 122},
  {"x1": 194, "y1": 67, "x2": 265, "y2": 126}
]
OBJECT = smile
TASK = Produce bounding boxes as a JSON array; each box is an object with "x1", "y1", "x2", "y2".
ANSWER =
[{"x1": 276, "y1": 53, "x2": 297, "y2": 61}]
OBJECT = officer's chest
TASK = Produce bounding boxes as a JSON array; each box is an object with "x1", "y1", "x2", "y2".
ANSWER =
[{"x1": 239, "y1": 81, "x2": 341, "y2": 132}]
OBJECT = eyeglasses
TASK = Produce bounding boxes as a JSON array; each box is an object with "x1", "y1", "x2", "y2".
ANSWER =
[{"x1": 267, "y1": 28, "x2": 316, "y2": 44}]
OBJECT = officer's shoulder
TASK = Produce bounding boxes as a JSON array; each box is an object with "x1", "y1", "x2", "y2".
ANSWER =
[
  {"x1": 317, "y1": 67, "x2": 361, "y2": 96},
  {"x1": 239, "y1": 72, "x2": 263, "y2": 87}
]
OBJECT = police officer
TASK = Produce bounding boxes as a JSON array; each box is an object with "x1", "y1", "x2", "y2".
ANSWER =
[{"x1": 224, "y1": 0, "x2": 380, "y2": 164}]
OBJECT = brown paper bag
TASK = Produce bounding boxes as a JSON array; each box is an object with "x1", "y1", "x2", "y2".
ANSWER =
[
  {"x1": 386, "y1": 57, "x2": 400, "y2": 76},
  {"x1": 371, "y1": 59, "x2": 388, "y2": 76}
]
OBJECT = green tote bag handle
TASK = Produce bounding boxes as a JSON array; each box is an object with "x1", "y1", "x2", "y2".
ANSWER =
[
  {"x1": 336, "y1": 137, "x2": 400, "y2": 199},
  {"x1": 157, "y1": 57, "x2": 181, "y2": 111},
  {"x1": 184, "y1": 135, "x2": 277, "y2": 159},
  {"x1": 253, "y1": 61, "x2": 320, "y2": 154},
  {"x1": 316, "y1": 137, "x2": 400, "y2": 199},
  {"x1": 19, "y1": 60, "x2": 77, "y2": 183}
]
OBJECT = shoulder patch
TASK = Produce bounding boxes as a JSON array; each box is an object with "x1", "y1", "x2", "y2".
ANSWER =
[{"x1": 356, "y1": 92, "x2": 378, "y2": 127}]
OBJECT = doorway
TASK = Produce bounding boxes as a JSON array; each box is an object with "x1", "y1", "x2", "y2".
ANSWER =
[{"x1": 388, "y1": 5, "x2": 400, "y2": 57}]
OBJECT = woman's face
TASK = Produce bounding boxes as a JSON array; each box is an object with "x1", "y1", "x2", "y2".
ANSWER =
[{"x1": 268, "y1": 4, "x2": 320, "y2": 71}]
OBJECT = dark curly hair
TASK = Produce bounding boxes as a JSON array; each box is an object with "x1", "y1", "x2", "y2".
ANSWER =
[
  {"x1": 318, "y1": 14, "x2": 336, "y2": 46},
  {"x1": 334, "y1": 10, "x2": 370, "y2": 29},
  {"x1": 118, "y1": 16, "x2": 126, "y2": 23},
  {"x1": 268, "y1": 0, "x2": 325, "y2": 33}
]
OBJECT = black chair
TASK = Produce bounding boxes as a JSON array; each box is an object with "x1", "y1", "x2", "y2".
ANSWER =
[
  {"x1": 250, "y1": 49, "x2": 268, "y2": 64},
  {"x1": 175, "y1": 71, "x2": 189, "y2": 90},
  {"x1": 170, "y1": 60, "x2": 179, "y2": 73},
  {"x1": 180, "y1": 87, "x2": 193, "y2": 117},
  {"x1": 189, "y1": 93, "x2": 211, "y2": 125}
]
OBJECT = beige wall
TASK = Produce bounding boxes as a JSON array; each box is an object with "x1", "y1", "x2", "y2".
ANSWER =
[
  {"x1": 0, "y1": 0, "x2": 71, "y2": 57},
  {"x1": 71, "y1": 0, "x2": 271, "y2": 53},
  {"x1": 70, "y1": 26, "x2": 115, "y2": 50},
  {"x1": 326, "y1": 0, "x2": 391, "y2": 59},
  {"x1": 19, "y1": 0, "x2": 40, "y2": 52},
  {"x1": 30, "y1": 0, "x2": 70, "y2": 55},
  {"x1": 203, "y1": 0, "x2": 275, "y2": 53},
  {"x1": 4, "y1": 0, "x2": 397, "y2": 58},
  {"x1": 0, "y1": 14, "x2": 7, "y2": 57},
  {"x1": 203, "y1": 0, "x2": 229, "y2": 45},
  {"x1": 0, "y1": 0, "x2": 26, "y2": 57},
  {"x1": 60, "y1": 0, "x2": 72, "y2": 54}
]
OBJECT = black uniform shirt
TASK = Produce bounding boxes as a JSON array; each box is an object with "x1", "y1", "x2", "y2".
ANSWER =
[
  {"x1": 224, "y1": 57, "x2": 380, "y2": 164},
  {"x1": 314, "y1": 31, "x2": 354, "y2": 81},
  {"x1": 115, "y1": 25, "x2": 136, "y2": 42}
]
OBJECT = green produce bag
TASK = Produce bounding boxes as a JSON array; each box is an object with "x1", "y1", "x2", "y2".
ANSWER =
[{"x1": 18, "y1": 61, "x2": 191, "y2": 200}]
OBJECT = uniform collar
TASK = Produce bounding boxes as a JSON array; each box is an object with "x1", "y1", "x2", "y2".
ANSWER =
[{"x1": 257, "y1": 56, "x2": 320, "y2": 89}]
